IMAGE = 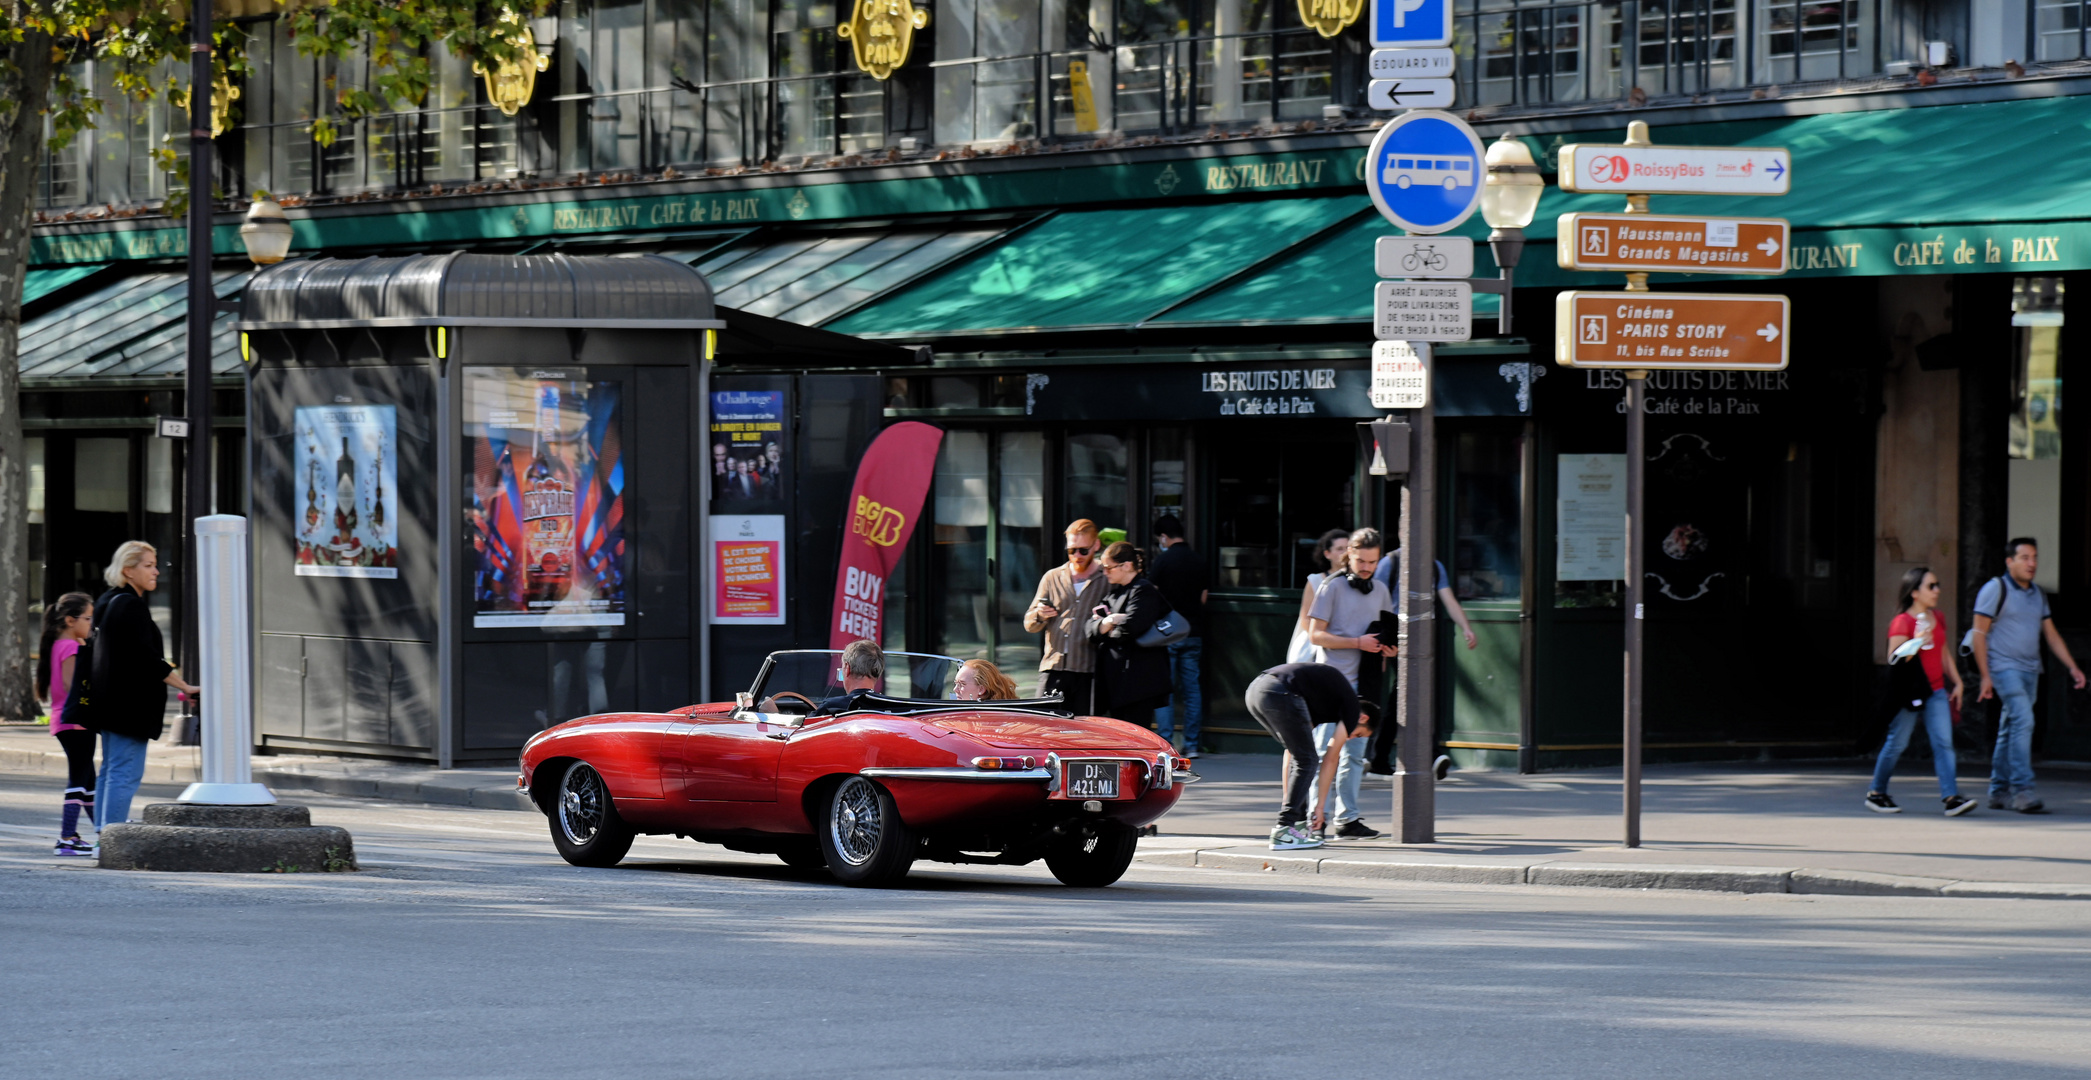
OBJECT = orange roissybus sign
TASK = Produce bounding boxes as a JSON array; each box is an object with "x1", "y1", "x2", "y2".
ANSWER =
[
  {"x1": 1558, "y1": 213, "x2": 1789, "y2": 275},
  {"x1": 1554, "y1": 292, "x2": 1790, "y2": 370}
]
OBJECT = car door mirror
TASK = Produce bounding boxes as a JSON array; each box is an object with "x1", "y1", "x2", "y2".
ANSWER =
[{"x1": 736, "y1": 692, "x2": 754, "y2": 709}]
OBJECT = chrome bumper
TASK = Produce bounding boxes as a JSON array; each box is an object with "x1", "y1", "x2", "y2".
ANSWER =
[{"x1": 859, "y1": 766, "x2": 1055, "y2": 782}]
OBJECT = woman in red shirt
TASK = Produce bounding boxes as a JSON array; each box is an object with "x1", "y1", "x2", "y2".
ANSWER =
[{"x1": 1868, "y1": 567, "x2": 1976, "y2": 815}]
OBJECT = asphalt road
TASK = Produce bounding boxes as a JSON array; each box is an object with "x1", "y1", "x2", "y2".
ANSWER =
[{"x1": 3, "y1": 772, "x2": 2089, "y2": 1079}]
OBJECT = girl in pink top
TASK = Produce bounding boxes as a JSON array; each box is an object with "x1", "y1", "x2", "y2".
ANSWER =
[{"x1": 39, "y1": 592, "x2": 94, "y2": 855}]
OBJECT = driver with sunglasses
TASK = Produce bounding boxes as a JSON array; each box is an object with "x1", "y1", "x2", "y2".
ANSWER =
[{"x1": 1023, "y1": 518, "x2": 1108, "y2": 715}]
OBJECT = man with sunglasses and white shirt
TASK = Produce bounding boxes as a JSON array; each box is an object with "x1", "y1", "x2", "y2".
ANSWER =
[{"x1": 1025, "y1": 518, "x2": 1106, "y2": 715}]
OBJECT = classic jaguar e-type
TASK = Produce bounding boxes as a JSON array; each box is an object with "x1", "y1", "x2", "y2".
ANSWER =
[{"x1": 517, "y1": 650, "x2": 1196, "y2": 887}]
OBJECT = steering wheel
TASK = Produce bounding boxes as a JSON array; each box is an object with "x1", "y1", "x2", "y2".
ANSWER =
[{"x1": 765, "y1": 691, "x2": 820, "y2": 715}]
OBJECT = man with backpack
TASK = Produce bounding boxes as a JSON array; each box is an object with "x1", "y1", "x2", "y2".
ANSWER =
[{"x1": 1970, "y1": 538, "x2": 2086, "y2": 813}]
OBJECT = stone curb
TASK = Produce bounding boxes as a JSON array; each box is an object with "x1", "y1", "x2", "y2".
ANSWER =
[
  {"x1": 0, "y1": 745, "x2": 535, "y2": 813},
  {"x1": 1134, "y1": 847, "x2": 2091, "y2": 900}
]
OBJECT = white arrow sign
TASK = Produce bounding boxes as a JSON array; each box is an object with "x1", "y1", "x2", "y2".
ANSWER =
[
  {"x1": 1756, "y1": 236, "x2": 1781, "y2": 256},
  {"x1": 1370, "y1": 48, "x2": 1456, "y2": 79},
  {"x1": 1369, "y1": 78, "x2": 1455, "y2": 110},
  {"x1": 1756, "y1": 323, "x2": 1780, "y2": 342}
]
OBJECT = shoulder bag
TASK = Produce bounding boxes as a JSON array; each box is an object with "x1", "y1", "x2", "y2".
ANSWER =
[{"x1": 1135, "y1": 607, "x2": 1191, "y2": 649}]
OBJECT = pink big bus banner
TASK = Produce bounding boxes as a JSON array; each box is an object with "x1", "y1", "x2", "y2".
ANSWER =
[{"x1": 829, "y1": 422, "x2": 943, "y2": 651}]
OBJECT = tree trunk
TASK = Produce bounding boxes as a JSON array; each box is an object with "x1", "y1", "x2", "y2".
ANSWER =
[{"x1": 0, "y1": 30, "x2": 54, "y2": 721}]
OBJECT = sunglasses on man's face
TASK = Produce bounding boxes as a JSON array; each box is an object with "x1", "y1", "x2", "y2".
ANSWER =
[{"x1": 1066, "y1": 546, "x2": 1091, "y2": 556}]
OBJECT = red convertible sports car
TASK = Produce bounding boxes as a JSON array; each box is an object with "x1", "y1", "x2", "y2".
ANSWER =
[{"x1": 518, "y1": 650, "x2": 1196, "y2": 887}]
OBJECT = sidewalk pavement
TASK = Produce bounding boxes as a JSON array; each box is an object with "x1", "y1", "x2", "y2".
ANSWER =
[
  {"x1": 1142, "y1": 753, "x2": 2091, "y2": 899},
  {"x1": 0, "y1": 723, "x2": 529, "y2": 812},
  {"x1": 8, "y1": 721, "x2": 2091, "y2": 898}
]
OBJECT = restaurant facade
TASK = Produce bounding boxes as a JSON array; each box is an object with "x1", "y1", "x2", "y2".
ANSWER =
[{"x1": 17, "y1": 0, "x2": 2091, "y2": 766}]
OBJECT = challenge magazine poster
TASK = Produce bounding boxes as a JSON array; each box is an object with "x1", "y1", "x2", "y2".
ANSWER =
[
  {"x1": 293, "y1": 405, "x2": 399, "y2": 578},
  {"x1": 466, "y1": 371, "x2": 627, "y2": 628}
]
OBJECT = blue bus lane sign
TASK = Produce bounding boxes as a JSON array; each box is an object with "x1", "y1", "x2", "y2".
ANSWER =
[{"x1": 1365, "y1": 110, "x2": 1486, "y2": 235}]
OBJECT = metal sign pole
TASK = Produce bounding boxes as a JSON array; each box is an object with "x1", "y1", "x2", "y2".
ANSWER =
[
  {"x1": 182, "y1": 0, "x2": 215, "y2": 715},
  {"x1": 1394, "y1": 398, "x2": 1436, "y2": 844},
  {"x1": 1623, "y1": 370, "x2": 1646, "y2": 847}
]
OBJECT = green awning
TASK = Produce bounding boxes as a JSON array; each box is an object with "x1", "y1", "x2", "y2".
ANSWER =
[
  {"x1": 829, "y1": 196, "x2": 1367, "y2": 336},
  {"x1": 1154, "y1": 210, "x2": 1501, "y2": 326},
  {"x1": 1508, "y1": 94, "x2": 2091, "y2": 284},
  {"x1": 23, "y1": 263, "x2": 106, "y2": 304}
]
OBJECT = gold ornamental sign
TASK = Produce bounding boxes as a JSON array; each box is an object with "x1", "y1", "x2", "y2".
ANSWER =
[
  {"x1": 1297, "y1": 0, "x2": 1364, "y2": 38},
  {"x1": 838, "y1": 0, "x2": 931, "y2": 80},
  {"x1": 474, "y1": 11, "x2": 552, "y2": 116}
]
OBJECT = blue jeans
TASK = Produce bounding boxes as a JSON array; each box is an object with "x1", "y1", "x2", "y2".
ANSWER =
[
  {"x1": 1154, "y1": 637, "x2": 1204, "y2": 750},
  {"x1": 1308, "y1": 722, "x2": 1367, "y2": 825},
  {"x1": 95, "y1": 731, "x2": 150, "y2": 829},
  {"x1": 1988, "y1": 668, "x2": 2040, "y2": 798},
  {"x1": 1870, "y1": 688, "x2": 1958, "y2": 798}
]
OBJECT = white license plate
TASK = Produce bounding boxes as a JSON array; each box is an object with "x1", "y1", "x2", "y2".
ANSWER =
[{"x1": 1064, "y1": 761, "x2": 1119, "y2": 799}]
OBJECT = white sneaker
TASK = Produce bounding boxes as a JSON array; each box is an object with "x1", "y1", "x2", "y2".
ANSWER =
[{"x1": 1269, "y1": 825, "x2": 1323, "y2": 851}]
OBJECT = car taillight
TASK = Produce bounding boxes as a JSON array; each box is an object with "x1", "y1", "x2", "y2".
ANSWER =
[{"x1": 972, "y1": 756, "x2": 1037, "y2": 770}]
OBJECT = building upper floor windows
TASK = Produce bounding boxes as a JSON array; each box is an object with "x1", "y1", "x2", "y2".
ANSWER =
[{"x1": 31, "y1": 0, "x2": 2091, "y2": 210}]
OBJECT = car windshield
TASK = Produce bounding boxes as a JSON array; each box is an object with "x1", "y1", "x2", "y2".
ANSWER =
[{"x1": 750, "y1": 651, "x2": 963, "y2": 706}]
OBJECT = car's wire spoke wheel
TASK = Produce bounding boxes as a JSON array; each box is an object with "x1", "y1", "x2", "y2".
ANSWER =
[
  {"x1": 545, "y1": 760, "x2": 635, "y2": 868},
  {"x1": 818, "y1": 776, "x2": 915, "y2": 885},
  {"x1": 559, "y1": 763, "x2": 609, "y2": 845},
  {"x1": 830, "y1": 777, "x2": 885, "y2": 865},
  {"x1": 1044, "y1": 823, "x2": 1139, "y2": 887}
]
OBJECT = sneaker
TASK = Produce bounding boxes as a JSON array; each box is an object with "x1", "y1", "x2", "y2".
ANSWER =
[
  {"x1": 2011, "y1": 791, "x2": 2048, "y2": 814},
  {"x1": 1988, "y1": 794, "x2": 2009, "y2": 810},
  {"x1": 1269, "y1": 825, "x2": 1323, "y2": 851},
  {"x1": 1334, "y1": 820, "x2": 1383, "y2": 840},
  {"x1": 1864, "y1": 791, "x2": 1901, "y2": 813},
  {"x1": 52, "y1": 837, "x2": 95, "y2": 857},
  {"x1": 1184, "y1": 747, "x2": 1201, "y2": 759},
  {"x1": 1432, "y1": 755, "x2": 1452, "y2": 782},
  {"x1": 1942, "y1": 795, "x2": 1978, "y2": 817}
]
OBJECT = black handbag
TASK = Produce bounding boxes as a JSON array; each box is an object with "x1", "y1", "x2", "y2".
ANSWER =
[{"x1": 1886, "y1": 651, "x2": 1932, "y2": 714}]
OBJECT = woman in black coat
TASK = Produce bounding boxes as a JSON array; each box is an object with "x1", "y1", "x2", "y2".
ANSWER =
[
  {"x1": 89, "y1": 541, "x2": 198, "y2": 829},
  {"x1": 1085, "y1": 541, "x2": 1172, "y2": 725}
]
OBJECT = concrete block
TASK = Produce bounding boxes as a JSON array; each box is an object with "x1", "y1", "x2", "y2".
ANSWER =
[
  {"x1": 1131, "y1": 848, "x2": 1199, "y2": 867},
  {"x1": 1195, "y1": 849, "x2": 1321, "y2": 874},
  {"x1": 1789, "y1": 869, "x2": 1946, "y2": 897},
  {"x1": 144, "y1": 803, "x2": 311, "y2": 828},
  {"x1": 1317, "y1": 860, "x2": 1527, "y2": 885},
  {"x1": 1527, "y1": 862, "x2": 1795, "y2": 894},
  {"x1": 1940, "y1": 881, "x2": 2091, "y2": 900},
  {"x1": 99, "y1": 823, "x2": 357, "y2": 873},
  {"x1": 413, "y1": 782, "x2": 478, "y2": 807},
  {"x1": 468, "y1": 787, "x2": 533, "y2": 811}
]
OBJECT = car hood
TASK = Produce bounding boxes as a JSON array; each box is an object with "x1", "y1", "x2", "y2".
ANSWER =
[{"x1": 930, "y1": 715, "x2": 1168, "y2": 752}]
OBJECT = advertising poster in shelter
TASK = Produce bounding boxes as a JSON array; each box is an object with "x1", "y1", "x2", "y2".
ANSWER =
[
  {"x1": 712, "y1": 515, "x2": 787, "y2": 624},
  {"x1": 466, "y1": 369, "x2": 628, "y2": 628},
  {"x1": 709, "y1": 390, "x2": 787, "y2": 511},
  {"x1": 293, "y1": 404, "x2": 399, "y2": 578}
]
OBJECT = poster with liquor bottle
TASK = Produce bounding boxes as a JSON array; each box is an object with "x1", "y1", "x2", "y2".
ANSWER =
[
  {"x1": 466, "y1": 369, "x2": 627, "y2": 628},
  {"x1": 293, "y1": 404, "x2": 399, "y2": 578}
]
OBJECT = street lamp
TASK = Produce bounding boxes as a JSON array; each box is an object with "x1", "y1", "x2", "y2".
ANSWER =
[
  {"x1": 1481, "y1": 135, "x2": 1546, "y2": 334},
  {"x1": 239, "y1": 194, "x2": 293, "y2": 266}
]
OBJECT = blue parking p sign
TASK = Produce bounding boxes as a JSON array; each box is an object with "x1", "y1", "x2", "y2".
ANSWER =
[
  {"x1": 1365, "y1": 110, "x2": 1486, "y2": 234},
  {"x1": 1371, "y1": 0, "x2": 1453, "y2": 47}
]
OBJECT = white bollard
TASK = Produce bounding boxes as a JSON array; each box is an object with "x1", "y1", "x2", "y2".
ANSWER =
[{"x1": 177, "y1": 514, "x2": 275, "y2": 805}]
